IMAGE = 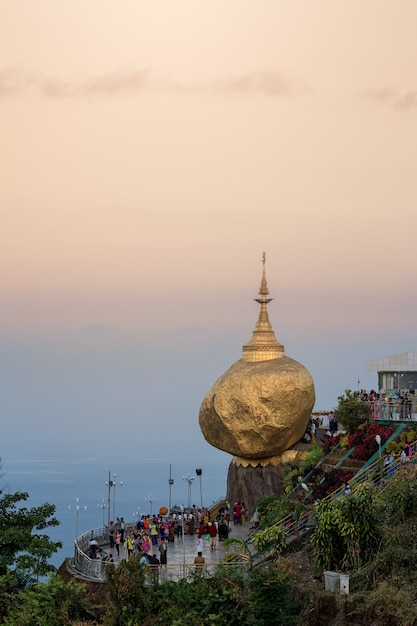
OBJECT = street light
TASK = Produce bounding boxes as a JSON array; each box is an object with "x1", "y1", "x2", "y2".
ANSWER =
[
  {"x1": 133, "y1": 507, "x2": 141, "y2": 524},
  {"x1": 68, "y1": 498, "x2": 87, "y2": 539},
  {"x1": 97, "y1": 499, "x2": 107, "y2": 528},
  {"x1": 106, "y1": 472, "x2": 123, "y2": 523},
  {"x1": 145, "y1": 493, "x2": 157, "y2": 517},
  {"x1": 195, "y1": 469, "x2": 203, "y2": 510},
  {"x1": 182, "y1": 474, "x2": 194, "y2": 511},
  {"x1": 168, "y1": 464, "x2": 174, "y2": 514}
]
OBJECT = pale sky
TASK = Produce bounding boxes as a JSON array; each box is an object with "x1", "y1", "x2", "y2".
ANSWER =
[{"x1": 1, "y1": 1, "x2": 417, "y2": 461}]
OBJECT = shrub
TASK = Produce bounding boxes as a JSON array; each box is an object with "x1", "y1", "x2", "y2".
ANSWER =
[
  {"x1": 406, "y1": 430, "x2": 417, "y2": 443},
  {"x1": 348, "y1": 423, "x2": 394, "y2": 461},
  {"x1": 310, "y1": 468, "x2": 354, "y2": 501},
  {"x1": 322, "y1": 434, "x2": 342, "y2": 455},
  {"x1": 2, "y1": 576, "x2": 96, "y2": 626}
]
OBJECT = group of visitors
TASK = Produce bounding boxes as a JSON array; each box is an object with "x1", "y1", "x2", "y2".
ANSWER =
[
  {"x1": 360, "y1": 389, "x2": 415, "y2": 420},
  {"x1": 91, "y1": 506, "x2": 237, "y2": 579},
  {"x1": 301, "y1": 417, "x2": 323, "y2": 444}
]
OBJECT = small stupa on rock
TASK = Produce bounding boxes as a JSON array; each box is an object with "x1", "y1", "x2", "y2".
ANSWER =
[{"x1": 198, "y1": 253, "x2": 315, "y2": 513}]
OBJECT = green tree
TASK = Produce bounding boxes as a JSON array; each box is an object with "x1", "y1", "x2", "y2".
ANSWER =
[
  {"x1": 0, "y1": 490, "x2": 62, "y2": 586},
  {"x1": 311, "y1": 483, "x2": 381, "y2": 571},
  {"x1": 334, "y1": 388, "x2": 371, "y2": 431},
  {"x1": 246, "y1": 567, "x2": 301, "y2": 626},
  {"x1": 105, "y1": 559, "x2": 149, "y2": 625}
]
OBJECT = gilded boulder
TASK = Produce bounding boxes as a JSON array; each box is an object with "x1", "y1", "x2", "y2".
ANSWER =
[{"x1": 199, "y1": 356, "x2": 315, "y2": 459}]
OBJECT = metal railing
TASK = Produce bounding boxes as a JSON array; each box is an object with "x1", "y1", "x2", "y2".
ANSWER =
[
  {"x1": 247, "y1": 432, "x2": 417, "y2": 562},
  {"x1": 72, "y1": 546, "x2": 249, "y2": 583},
  {"x1": 71, "y1": 524, "x2": 249, "y2": 582},
  {"x1": 364, "y1": 399, "x2": 417, "y2": 421}
]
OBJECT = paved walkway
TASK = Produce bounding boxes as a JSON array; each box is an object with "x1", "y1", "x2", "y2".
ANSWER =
[{"x1": 106, "y1": 521, "x2": 252, "y2": 573}]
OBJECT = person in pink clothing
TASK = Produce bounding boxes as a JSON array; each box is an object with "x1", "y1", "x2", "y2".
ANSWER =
[{"x1": 115, "y1": 530, "x2": 122, "y2": 556}]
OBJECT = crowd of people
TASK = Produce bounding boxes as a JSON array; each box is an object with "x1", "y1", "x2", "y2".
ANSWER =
[
  {"x1": 359, "y1": 388, "x2": 415, "y2": 420},
  {"x1": 86, "y1": 504, "x2": 242, "y2": 579}
]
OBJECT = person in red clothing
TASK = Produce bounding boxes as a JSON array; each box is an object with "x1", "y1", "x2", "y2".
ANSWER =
[
  {"x1": 235, "y1": 502, "x2": 242, "y2": 525},
  {"x1": 208, "y1": 521, "x2": 218, "y2": 550}
]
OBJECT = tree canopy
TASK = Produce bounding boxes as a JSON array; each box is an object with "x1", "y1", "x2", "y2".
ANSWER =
[
  {"x1": 334, "y1": 388, "x2": 371, "y2": 431},
  {"x1": 0, "y1": 489, "x2": 62, "y2": 586}
]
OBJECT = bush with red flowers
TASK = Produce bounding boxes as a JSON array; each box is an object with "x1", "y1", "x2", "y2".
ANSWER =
[
  {"x1": 310, "y1": 468, "x2": 355, "y2": 501},
  {"x1": 348, "y1": 422, "x2": 394, "y2": 461},
  {"x1": 322, "y1": 434, "x2": 342, "y2": 456}
]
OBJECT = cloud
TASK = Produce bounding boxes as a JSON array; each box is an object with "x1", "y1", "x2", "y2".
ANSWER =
[
  {"x1": 0, "y1": 68, "x2": 35, "y2": 95},
  {"x1": 395, "y1": 91, "x2": 417, "y2": 110},
  {"x1": 41, "y1": 69, "x2": 149, "y2": 97},
  {"x1": 211, "y1": 69, "x2": 310, "y2": 96},
  {"x1": 358, "y1": 88, "x2": 397, "y2": 105},
  {"x1": 358, "y1": 87, "x2": 417, "y2": 110},
  {"x1": 0, "y1": 66, "x2": 308, "y2": 99}
]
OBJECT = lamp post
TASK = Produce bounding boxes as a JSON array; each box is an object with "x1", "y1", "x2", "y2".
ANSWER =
[
  {"x1": 182, "y1": 474, "x2": 194, "y2": 511},
  {"x1": 106, "y1": 473, "x2": 123, "y2": 523},
  {"x1": 145, "y1": 493, "x2": 157, "y2": 517},
  {"x1": 133, "y1": 507, "x2": 141, "y2": 524},
  {"x1": 168, "y1": 464, "x2": 174, "y2": 514},
  {"x1": 68, "y1": 498, "x2": 87, "y2": 539},
  {"x1": 97, "y1": 499, "x2": 107, "y2": 528},
  {"x1": 195, "y1": 468, "x2": 203, "y2": 510}
]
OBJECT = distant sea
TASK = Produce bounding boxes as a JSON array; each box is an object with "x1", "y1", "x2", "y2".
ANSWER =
[{"x1": 3, "y1": 452, "x2": 230, "y2": 569}]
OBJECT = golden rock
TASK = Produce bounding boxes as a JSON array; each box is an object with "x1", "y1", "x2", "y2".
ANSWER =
[{"x1": 199, "y1": 253, "x2": 315, "y2": 460}]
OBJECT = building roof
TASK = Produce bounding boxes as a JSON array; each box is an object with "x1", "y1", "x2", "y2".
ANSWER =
[{"x1": 365, "y1": 351, "x2": 417, "y2": 372}]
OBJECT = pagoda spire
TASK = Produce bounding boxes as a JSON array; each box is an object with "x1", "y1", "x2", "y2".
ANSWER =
[{"x1": 242, "y1": 252, "x2": 285, "y2": 363}]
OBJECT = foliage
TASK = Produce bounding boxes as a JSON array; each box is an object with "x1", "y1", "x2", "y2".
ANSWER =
[
  {"x1": 2, "y1": 575, "x2": 96, "y2": 626},
  {"x1": 223, "y1": 536, "x2": 253, "y2": 567},
  {"x1": 350, "y1": 467, "x2": 417, "y2": 601},
  {"x1": 252, "y1": 525, "x2": 286, "y2": 563},
  {"x1": 406, "y1": 429, "x2": 417, "y2": 443},
  {"x1": 147, "y1": 570, "x2": 247, "y2": 625},
  {"x1": 323, "y1": 421, "x2": 394, "y2": 462},
  {"x1": 283, "y1": 444, "x2": 324, "y2": 493},
  {"x1": 105, "y1": 559, "x2": 149, "y2": 625},
  {"x1": 339, "y1": 435, "x2": 349, "y2": 449},
  {"x1": 104, "y1": 560, "x2": 302, "y2": 626},
  {"x1": 311, "y1": 483, "x2": 381, "y2": 572},
  {"x1": 377, "y1": 464, "x2": 417, "y2": 523},
  {"x1": 309, "y1": 467, "x2": 354, "y2": 501},
  {"x1": 322, "y1": 434, "x2": 342, "y2": 455},
  {"x1": 245, "y1": 567, "x2": 301, "y2": 626},
  {"x1": 0, "y1": 489, "x2": 62, "y2": 586},
  {"x1": 301, "y1": 444, "x2": 324, "y2": 473},
  {"x1": 334, "y1": 389, "x2": 371, "y2": 431},
  {"x1": 348, "y1": 422, "x2": 394, "y2": 461},
  {"x1": 256, "y1": 494, "x2": 292, "y2": 528}
]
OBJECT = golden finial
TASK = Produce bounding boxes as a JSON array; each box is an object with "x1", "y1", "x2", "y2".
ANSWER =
[{"x1": 242, "y1": 252, "x2": 284, "y2": 362}]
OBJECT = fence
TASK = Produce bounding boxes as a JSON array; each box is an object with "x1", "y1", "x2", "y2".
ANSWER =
[
  {"x1": 365, "y1": 399, "x2": 416, "y2": 421},
  {"x1": 71, "y1": 525, "x2": 249, "y2": 582}
]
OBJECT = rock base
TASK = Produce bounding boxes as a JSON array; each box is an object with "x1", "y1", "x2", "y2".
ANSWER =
[{"x1": 226, "y1": 460, "x2": 286, "y2": 520}]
